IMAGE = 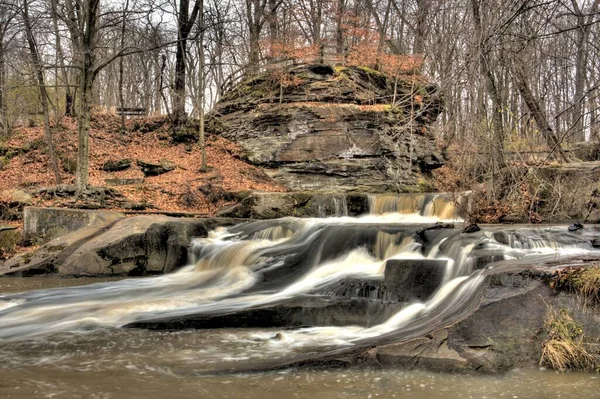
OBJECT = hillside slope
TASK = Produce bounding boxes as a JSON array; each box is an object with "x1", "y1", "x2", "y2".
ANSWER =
[{"x1": 0, "y1": 114, "x2": 284, "y2": 215}]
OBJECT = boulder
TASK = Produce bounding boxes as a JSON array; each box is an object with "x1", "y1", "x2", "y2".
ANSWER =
[
  {"x1": 0, "y1": 228, "x2": 20, "y2": 258},
  {"x1": 0, "y1": 225, "x2": 109, "y2": 276},
  {"x1": 0, "y1": 189, "x2": 33, "y2": 220},
  {"x1": 137, "y1": 159, "x2": 176, "y2": 176},
  {"x1": 0, "y1": 189, "x2": 32, "y2": 206},
  {"x1": 0, "y1": 224, "x2": 17, "y2": 233},
  {"x1": 569, "y1": 142, "x2": 600, "y2": 162},
  {"x1": 22, "y1": 206, "x2": 124, "y2": 245},
  {"x1": 0, "y1": 215, "x2": 241, "y2": 277},
  {"x1": 101, "y1": 158, "x2": 132, "y2": 172},
  {"x1": 375, "y1": 269, "x2": 600, "y2": 373},
  {"x1": 212, "y1": 64, "x2": 444, "y2": 193}
]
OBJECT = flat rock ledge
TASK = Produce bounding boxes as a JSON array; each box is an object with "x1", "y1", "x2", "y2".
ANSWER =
[{"x1": 0, "y1": 215, "x2": 241, "y2": 277}]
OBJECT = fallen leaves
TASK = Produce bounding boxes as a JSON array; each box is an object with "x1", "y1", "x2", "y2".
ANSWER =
[{"x1": 0, "y1": 114, "x2": 286, "y2": 216}]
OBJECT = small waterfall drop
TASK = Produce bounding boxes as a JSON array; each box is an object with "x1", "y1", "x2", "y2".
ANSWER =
[{"x1": 368, "y1": 193, "x2": 458, "y2": 219}]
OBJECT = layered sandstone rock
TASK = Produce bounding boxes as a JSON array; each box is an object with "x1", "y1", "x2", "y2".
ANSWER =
[{"x1": 212, "y1": 64, "x2": 443, "y2": 192}]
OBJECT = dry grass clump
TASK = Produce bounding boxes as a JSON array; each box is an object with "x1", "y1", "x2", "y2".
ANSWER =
[
  {"x1": 551, "y1": 265, "x2": 600, "y2": 308},
  {"x1": 539, "y1": 307, "x2": 595, "y2": 372},
  {"x1": 571, "y1": 267, "x2": 600, "y2": 307}
]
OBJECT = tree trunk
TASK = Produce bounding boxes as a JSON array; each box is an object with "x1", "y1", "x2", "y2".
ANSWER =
[
  {"x1": 64, "y1": 0, "x2": 82, "y2": 117},
  {"x1": 173, "y1": 0, "x2": 201, "y2": 128},
  {"x1": 50, "y1": 0, "x2": 74, "y2": 118},
  {"x1": 413, "y1": 0, "x2": 430, "y2": 54},
  {"x1": 246, "y1": 0, "x2": 262, "y2": 73},
  {"x1": 513, "y1": 60, "x2": 569, "y2": 163},
  {"x1": 570, "y1": 0, "x2": 600, "y2": 142},
  {"x1": 23, "y1": 0, "x2": 62, "y2": 185},
  {"x1": 313, "y1": 0, "x2": 322, "y2": 49},
  {"x1": 267, "y1": 0, "x2": 278, "y2": 58},
  {"x1": 76, "y1": 0, "x2": 100, "y2": 194},
  {"x1": 197, "y1": 0, "x2": 207, "y2": 172},
  {"x1": 335, "y1": 0, "x2": 345, "y2": 55},
  {"x1": 173, "y1": 0, "x2": 189, "y2": 128},
  {"x1": 0, "y1": 37, "x2": 7, "y2": 137},
  {"x1": 153, "y1": 50, "x2": 163, "y2": 114},
  {"x1": 470, "y1": 0, "x2": 505, "y2": 169},
  {"x1": 118, "y1": 0, "x2": 129, "y2": 133}
]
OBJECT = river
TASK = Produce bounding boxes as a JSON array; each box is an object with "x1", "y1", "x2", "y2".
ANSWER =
[
  {"x1": 2, "y1": 198, "x2": 600, "y2": 397},
  {"x1": 0, "y1": 277, "x2": 598, "y2": 399}
]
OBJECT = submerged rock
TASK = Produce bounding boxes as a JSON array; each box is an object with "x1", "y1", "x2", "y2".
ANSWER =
[
  {"x1": 211, "y1": 64, "x2": 443, "y2": 193},
  {"x1": 569, "y1": 222, "x2": 584, "y2": 232},
  {"x1": 462, "y1": 223, "x2": 480, "y2": 233},
  {"x1": 384, "y1": 259, "x2": 447, "y2": 301}
]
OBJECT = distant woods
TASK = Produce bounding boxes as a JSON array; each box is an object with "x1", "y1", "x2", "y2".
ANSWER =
[{"x1": 0, "y1": 0, "x2": 600, "y2": 189}]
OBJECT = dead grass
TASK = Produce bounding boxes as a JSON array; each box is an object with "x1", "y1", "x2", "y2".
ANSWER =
[
  {"x1": 571, "y1": 267, "x2": 600, "y2": 307},
  {"x1": 551, "y1": 265, "x2": 600, "y2": 308},
  {"x1": 539, "y1": 307, "x2": 595, "y2": 372}
]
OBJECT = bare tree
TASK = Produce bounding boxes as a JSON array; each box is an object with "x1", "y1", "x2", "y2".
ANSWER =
[
  {"x1": 118, "y1": 0, "x2": 130, "y2": 133},
  {"x1": 22, "y1": 0, "x2": 62, "y2": 184},
  {"x1": 196, "y1": 0, "x2": 207, "y2": 171},
  {"x1": 173, "y1": 0, "x2": 202, "y2": 128},
  {"x1": 0, "y1": 0, "x2": 18, "y2": 137},
  {"x1": 75, "y1": 0, "x2": 100, "y2": 192}
]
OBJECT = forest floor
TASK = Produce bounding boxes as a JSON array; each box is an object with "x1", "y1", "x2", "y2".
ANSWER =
[{"x1": 0, "y1": 113, "x2": 285, "y2": 219}]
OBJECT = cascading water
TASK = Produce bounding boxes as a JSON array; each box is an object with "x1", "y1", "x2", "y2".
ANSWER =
[
  {"x1": 368, "y1": 193, "x2": 458, "y2": 219},
  {"x1": 1, "y1": 208, "x2": 600, "y2": 372}
]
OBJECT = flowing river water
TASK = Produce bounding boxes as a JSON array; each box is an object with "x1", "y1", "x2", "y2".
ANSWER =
[{"x1": 2, "y1": 194, "x2": 600, "y2": 397}]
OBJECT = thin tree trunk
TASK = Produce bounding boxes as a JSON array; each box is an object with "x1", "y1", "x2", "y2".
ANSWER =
[
  {"x1": 513, "y1": 60, "x2": 569, "y2": 163},
  {"x1": 197, "y1": 0, "x2": 207, "y2": 171},
  {"x1": 23, "y1": 0, "x2": 62, "y2": 184},
  {"x1": 413, "y1": 0, "x2": 429, "y2": 54},
  {"x1": 50, "y1": 0, "x2": 74, "y2": 118},
  {"x1": 470, "y1": 0, "x2": 505, "y2": 169},
  {"x1": 64, "y1": 0, "x2": 82, "y2": 117},
  {"x1": 267, "y1": 0, "x2": 277, "y2": 58},
  {"x1": 570, "y1": 0, "x2": 600, "y2": 142},
  {"x1": 313, "y1": 0, "x2": 322, "y2": 50},
  {"x1": 173, "y1": 0, "x2": 189, "y2": 127},
  {"x1": 76, "y1": 0, "x2": 100, "y2": 193},
  {"x1": 153, "y1": 51, "x2": 163, "y2": 114},
  {"x1": 0, "y1": 37, "x2": 7, "y2": 137},
  {"x1": 246, "y1": 0, "x2": 262, "y2": 73},
  {"x1": 173, "y1": 0, "x2": 201, "y2": 128},
  {"x1": 118, "y1": 0, "x2": 129, "y2": 133},
  {"x1": 335, "y1": 0, "x2": 345, "y2": 54}
]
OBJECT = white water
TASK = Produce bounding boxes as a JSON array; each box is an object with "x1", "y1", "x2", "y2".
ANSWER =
[{"x1": 0, "y1": 214, "x2": 598, "y2": 367}]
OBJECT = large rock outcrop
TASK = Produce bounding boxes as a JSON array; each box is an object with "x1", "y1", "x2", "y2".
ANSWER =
[
  {"x1": 374, "y1": 268, "x2": 600, "y2": 372},
  {"x1": 212, "y1": 64, "x2": 443, "y2": 192},
  {"x1": 0, "y1": 215, "x2": 241, "y2": 276}
]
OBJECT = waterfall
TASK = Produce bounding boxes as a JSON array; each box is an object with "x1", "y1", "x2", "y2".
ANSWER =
[
  {"x1": 368, "y1": 193, "x2": 458, "y2": 219},
  {"x1": 0, "y1": 216, "x2": 598, "y2": 372}
]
